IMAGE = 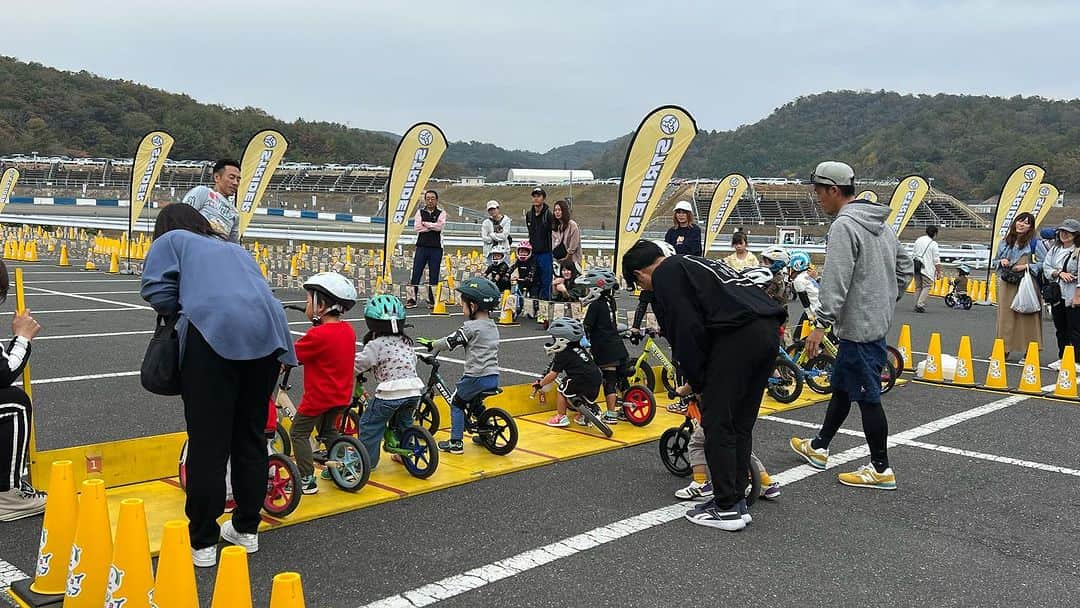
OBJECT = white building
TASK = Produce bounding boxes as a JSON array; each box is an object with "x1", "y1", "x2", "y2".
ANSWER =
[{"x1": 506, "y1": 168, "x2": 595, "y2": 183}]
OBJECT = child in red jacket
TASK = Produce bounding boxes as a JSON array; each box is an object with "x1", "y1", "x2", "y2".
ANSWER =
[{"x1": 290, "y1": 273, "x2": 358, "y2": 494}]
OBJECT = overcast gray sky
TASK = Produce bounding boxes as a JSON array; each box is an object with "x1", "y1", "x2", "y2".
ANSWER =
[{"x1": 4, "y1": 0, "x2": 1078, "y2": 152}]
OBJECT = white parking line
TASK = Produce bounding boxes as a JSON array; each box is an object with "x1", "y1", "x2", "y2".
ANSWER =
[
  {"x1": 0, "y1": 307, "x2": 138, "y2": 316},
  {"x1": 24, "y1": 290, "x2": 139, "y2": 296},
  {"x1": 356, "y1": 393, "x2": 1029, "y2": 607},
  {"x1": 22, "y1": 279, "x2": 142, "y2": 284},
  {"x1": 24, "y1": 286, "x2": 150, "y2": 310},
  {"x1": 36, "y1": 330, "x2": 154, "y2": 341},
  {"x1": 13, "y1": 371, "x2": 141, "y2": 386}
]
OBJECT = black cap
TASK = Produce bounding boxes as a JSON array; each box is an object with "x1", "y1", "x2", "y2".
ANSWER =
[{"x1": 531, "y1": 187, "x2": 546, "y2": 197}]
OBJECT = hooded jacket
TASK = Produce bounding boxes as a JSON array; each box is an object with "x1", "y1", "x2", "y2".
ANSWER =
[{"x1": 817, "y1": 200, "x2": 913, "y2": 342}]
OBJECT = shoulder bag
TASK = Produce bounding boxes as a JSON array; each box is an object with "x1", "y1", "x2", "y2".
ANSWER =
[{"x1": 140, "y1": 314, "x2": 182, "y2": 395}]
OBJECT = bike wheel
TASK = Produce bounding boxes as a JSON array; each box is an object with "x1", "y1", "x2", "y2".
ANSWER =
[
  {"x1": 658, "y1": 427, "x2": 692, "y2": 477},
  {"x1": 416, "y1": 396, "x2": 441, "y2": 434},
  {"x1": 633, "y1": 360, "x2": 656, "y2": 392},
  {"x1": 270, "y1": 422, "x2": 292, "y2": 456},
  {"x1": 326, "y1": 436, "x2": 371, "y2": 492},
  {"x1": 577, "y1": 402, "x2": 613, "y2": 438},
  {"x1": 886, "y1": 345, "x2": 905, "y2": 375},
  {"x1": 961, "y1": 295, "x2": 973, "y2": 310},
  {"x1": 478, "y1": 407, "x2": 518, "y2": 455},
  {"x1": 621, "y1": 385, "x2": 656, "y2": 426},
  {"x1": 746, "y1": 456, "x2": 763, "y2": 507},
  {"x1": 767, "y1": 357, "x2": 803, "y2": 404},
  {"x1": 944, "y1": 294, "x2": 956, "y2": 308},
  {"x1": 880, "y1": 359, "x2": 898, "y2": 395},
  {"x1": 264, "y1": 454, "x2": 302, "y2": 518},
  {"x1": 400, "y1": 427, "x2": 439, "y2": 479},
  {"x1": 178, "y1": 440, "x2": 188, "y2": 490},
  {"x1": 805, "y1": 354, "x2": 835, "y2": 394},
  {"x1": 660, "y1": 366, "x2": 678, "y2": 394}
]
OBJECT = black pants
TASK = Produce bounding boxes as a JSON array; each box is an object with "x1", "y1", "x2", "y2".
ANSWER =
[
  {"x1": 181, "y1": 327, "x2": 280, "y2": 549},
  {"x1": 816, "y1": 390, "x2": 890, "y2": 471},
  {"x1": 699, "y1": 318, "x2": 779, "y2": 508},
  {"x1": 410, "y1": 246, "x2": 443, "y2": 302},
  {"x1": 1051, "y1": 302, "x2": 1068, "y2": 358},
  {"x1": 0, "y1": 388, "x2": 32, "y2": 492},
  {"x1": 1065, "y1": 306, "x2": 1080, "y2": 359}
]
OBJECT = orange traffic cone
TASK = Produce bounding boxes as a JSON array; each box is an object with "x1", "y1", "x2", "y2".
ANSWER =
[
  {"x1": 1016, "y1": 341, "x2": 1043, "y2": 395},
  {"x1": 107, "y1": 252, "x2": 120, "y2": 274},
  {"x1": 920, "y1": 332, "x2": 945, "y2": 382},
  {"x1": 431, "y1": 284, "x2": 449, "y2": 316},
  {"x1": 952, "y1": 336, "x2": 976, "y2": 387},
  {"x1": 105, "y1": 499, "x2": 155, "y2": 608},
  {"x1": 153, "y1": 520, "x2": 199, "y2": 608},
  {"x1": 210, "y1": 546, "x2": 252, "y2": 608},
  {"x1": 269, "y1": 572, "x2": 307, "y2": 608},
  {"x1": 896, "y1": 324, "x2": 913, "y2": 372},
  {"x1": 1054, "y1": 345, "x2": 1078, "y2": 399},
  {"x1": 25, "y1": 460, "x2": 78, "y2": 596},
  {"x1": 59, "y1": 244, "x2": 70, "y2": 267},
  {"x1": 983, "y1": 338, "x2": 1009, "y2": 390},
  {"x1": 64, "y1": 479, "x2": 113, "y2": 606}
]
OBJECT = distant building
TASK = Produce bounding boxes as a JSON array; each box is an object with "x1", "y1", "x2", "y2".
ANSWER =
[
  {"x1": 459, "y1": 176, "x2": 486, "y2": 186},
  {"x1": 506, "y1": 168, "x2": 595, "y2": 183}
]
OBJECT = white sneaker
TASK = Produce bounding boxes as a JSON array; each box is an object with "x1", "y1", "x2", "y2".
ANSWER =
[
  {"x1": 191, "y1": 546, "x2": 217, "y2": 568},
  {"x1": 221, "y1": 520, "x2": 259, "y2": 553},
  {"x1": 674, "y1": 480, "x2": 713, "y2": 501},
  {"x1": 0, "y1": 481, "x2": 47, "y2": 522}
]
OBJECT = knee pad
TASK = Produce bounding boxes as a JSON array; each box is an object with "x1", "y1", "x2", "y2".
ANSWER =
[{"x1": 602, "y1": 368, "x2": 621, "y2": 396}]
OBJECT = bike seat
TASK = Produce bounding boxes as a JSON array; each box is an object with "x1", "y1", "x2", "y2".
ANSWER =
[{"x1": 476, "y1": 388, "x2": 503, "y2": 399}]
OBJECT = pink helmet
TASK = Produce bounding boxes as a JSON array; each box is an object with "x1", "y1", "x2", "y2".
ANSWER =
[{"x1": 516, "y1": 241, "x2": 533, "y2": 258}]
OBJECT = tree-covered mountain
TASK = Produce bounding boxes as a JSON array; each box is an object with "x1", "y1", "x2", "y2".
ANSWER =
[{"x1": 3, "y1": 55, "x2": 1079, "y2": 199}]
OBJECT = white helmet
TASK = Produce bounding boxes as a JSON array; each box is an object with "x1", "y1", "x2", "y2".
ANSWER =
[
  {"x1": 741, "y1": 266, "x2": 774, "y2": 287},
  {"x1": 761, "y1": 246, "x2": 790, "y2": 265},
  {"x1": 673, "y1": 200, "x2": 694, "y2": 214},
  {"x1": 650, "y1": 239, "x2": 676, "y2": 258},
  {"x1": 490, "y1": 244, "x2": 509, "y2": 259},
  {"x1": 303, "y1": 272, "x2": 358, "y2": 320}
]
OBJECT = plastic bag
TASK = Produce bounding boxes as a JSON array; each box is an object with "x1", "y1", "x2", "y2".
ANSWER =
[{"x1": 1010, "y1": 271, "x2": 1041, "y2": 314}]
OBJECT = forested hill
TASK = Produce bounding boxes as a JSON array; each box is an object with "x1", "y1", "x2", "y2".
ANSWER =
[{"x1": 2, "y1": 55, "x2": 1079, "y2": 199}]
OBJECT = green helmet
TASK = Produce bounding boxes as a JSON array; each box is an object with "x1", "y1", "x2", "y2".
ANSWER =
[
  {"x1": 364, "y1": 294, "x2": 406, "y2": 321},
  {"x1": 456, "y1": 277, "x2": 501, "y2": 311}
]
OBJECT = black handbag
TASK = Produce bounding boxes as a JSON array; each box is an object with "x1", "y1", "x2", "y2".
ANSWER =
[
  {"x1": 552, "y1": 242, "x2": 568, "y2": 261},
  {"x1": 141, "y1": 314, "x2": 181, "y2": 395}
]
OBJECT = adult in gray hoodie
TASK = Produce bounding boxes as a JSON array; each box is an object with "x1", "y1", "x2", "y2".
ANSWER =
[{"x1": 790, "y1": 161, "x2": 913, "y2": 491}]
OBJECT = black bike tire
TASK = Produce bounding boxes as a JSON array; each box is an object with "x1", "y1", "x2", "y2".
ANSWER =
[
  {"x1": 264, "y1": 454, "x2": 302, "y2": 518},
  {"x1": 880, "y1": 359, "x2": 898, "y2": 395},
  {"x1": 479, "y1": 407, "x2": 519, "y2": 455},
  {"x1": 658, "y1": 427, "x2": 692, "y2": 477},
  {"x1": 767, "y1": 357, "x2": 803, "y2": 404},
  {"x1": 805, "y1": 354, "x2": 835, "y2": 394},
  {"x1": 417, "y1": 395, "x2": 441, "y2": 434},
  {"x1": 400, "y1": 426, "x2": 439, "y2": 479},
  {"x1": 327, "y1": 436, "x2": 371, "y2": 493}
]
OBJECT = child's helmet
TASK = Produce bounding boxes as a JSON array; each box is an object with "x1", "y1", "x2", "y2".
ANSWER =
[
  {"x1": 958, "y1": 264, "x2": 971, "y2": 274},
  {"x1": 303, "y1": 272, "x2": 358, "y2": 313},
  {"x1": 456, "y1": 277, "x2": 501, "y2": 311},
  {"x1": 490, "y1": 244, "x2": 509, "y2": 259},
  {"x1": 761, "y1": 245, "x2": 790, "y2": 272},
  {"x1": 789, "y1": 251, "x2": 811, "y2": 272},
  {"x1": 516, "y1": 241, "x2": 533, "y2": 258},
  {"x1": 741, "y1": 266, "x2": 774, "y2": 287},
  {"x1": 364, "y1": 294, "x2": 406, "y2": 321},
  {"x1": 575, "y1": 268, "x2": 619, "y2": 305},
  {"x1": 545, "y1": 317, "x2": 584, "y2": 356}
]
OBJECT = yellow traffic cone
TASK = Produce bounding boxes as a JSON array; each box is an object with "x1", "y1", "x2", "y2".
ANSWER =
[
  {"x1": 1017, "y1": 341, "x2": 1043, "y2": 394},
  {"x1": 25, "y1": 241, "x2": 39, "y2": 262},
  {"x1": 260, "y1": 262, "x2": 269, "y2": 279},
  {"x1": 105, "y1": 499, "x2": 154, "y2": 608},
  {"x1": 84, "y1": 258, "x2": 97, "y2": 271},
  {"x1": 153, "y1": 521, "x2": 199, "y2": 608},
  {"x1": 953, "y1": 336, "x2": 976, "y2": 386},
  {"x1": 210, "y1": 546, "x2": 252, "y2": 608},
  {"x1": 1054, "y1": 345, "x2": 1078, "y2": 399},
  {"x1": 896, "y1": 324, "x2": 913, "y2": 371},
  {"x1": 107, "y1": 252, "x2": 120, "y2": 274},
  {"x1": 59, "y1": 244, "x2": 70, "y2": 267},
  {"x1": 988, "y1": 278, "x2": 998, "y2": 305},
  {"x1": 289, "y1": 255, "x2": 300, "y2": 278},
  {"x1": 497, "y1": 290, "x2": 517, "y2": 326},
  {"x1": 431, "y1": 284, "x2": 449, "y2": 316},
  {"x1": 64, "y1": 478, "x2": 113, "y2": 607},
  {"x1": 921, "y1": 332, "x2": 944, "y2": 382},
  {"x1": 269, "y1": 572, "x2": 307, "y2": 608},
  {"x1": 983, "y1": 338, "x2": 1009, "y2": 390},
  {"x1": 2, "y1": 240, "x2": 10, "y2": 260},
  {"x1": 47, "y1": 240, "x2": 56, "y2": 253},
  {"x1": 15, "y1": 240, "x2": 25, "y2": 261},
  {"x1": 28, "y1": 460, "x2": 78, "y2": 596}
]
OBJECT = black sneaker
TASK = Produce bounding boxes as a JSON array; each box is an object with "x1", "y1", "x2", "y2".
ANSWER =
[
  {"x1": 471, "y1": 434, "x2": 484, "y2": 445},
  {"x1": 914, "y1": 306, "x2": 925, "y2": 313},
  {"x1": 685, "y1": 499, "x2": 746, "y2": 531},
  {"x1": 405, "y1": 299, "x2": 418, "y2": 309},
  {"x1": 737, "y1": 499, "x2": 752, "y2": 525},
  {"x1": 438, "y1": 439, "x2": 464, "y2": 454}
]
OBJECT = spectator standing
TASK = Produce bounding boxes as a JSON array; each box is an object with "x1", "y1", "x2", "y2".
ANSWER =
[
  {"x1": 551, "y1": 199, "x2": 582, "y2": 271},
  {"x1": 665, "y1": 201, "x2": 703, "y2": 256},
  {"x1": 182, "y1": 159, "x2": 242, "y2": 242},
  {"x1": 724, "y1": 232, "x2": 758, "y2": 270},
  {"x1": 481, "y1": 200, "x2": 511, "y2": 258},
  {"x1": 911, "y1": 225, "x2": 941, "y2": 313},
  {"x1": 994, "y1": 212, "x2": 1041, "y2": 361},
  {"x1": 525, "y1": 187, "x2": 555, "y2": 299},
  {"x1": 1043, "y1": 220, "x2": 1080, "y2": 361},
  {"x1": 407, "y1": 190, "x2": 447, "y2": 309}
]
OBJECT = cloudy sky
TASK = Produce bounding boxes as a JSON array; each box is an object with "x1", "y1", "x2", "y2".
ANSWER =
[{"x1": 4, "y1": 1, "x2": 1078, "y2": 151}]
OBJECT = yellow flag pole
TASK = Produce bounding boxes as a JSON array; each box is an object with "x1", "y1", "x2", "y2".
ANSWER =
[{"x1": 15, "y1": 268, "x2": 39, "y2": 482}]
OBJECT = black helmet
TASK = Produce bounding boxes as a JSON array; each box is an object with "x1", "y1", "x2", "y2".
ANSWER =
[{"x1": 456, "y1": 277, "x2": 501, "y2": 311}]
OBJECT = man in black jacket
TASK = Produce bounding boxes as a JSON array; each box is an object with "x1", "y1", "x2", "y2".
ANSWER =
[
  {"x1": 622, "y1": 240, "x2": 785, "y2": 531},
  {"x1": 525, "y1": 187, "x2": 554, "y2": 299}
]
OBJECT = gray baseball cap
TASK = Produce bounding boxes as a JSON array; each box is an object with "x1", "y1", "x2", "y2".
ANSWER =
[
  {"x1": 810, "y1": 161, "x2": 855, "y2": 187},
  {"x1": 1057, "y1": 218, "x2": 1080, "y2": 233}
]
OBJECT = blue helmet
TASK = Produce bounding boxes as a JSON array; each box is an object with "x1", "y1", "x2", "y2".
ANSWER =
[
  {"x1": 1041, "y1": 227, "x2": 1057, "y2": 240},
  {"x1": 789, "y1": 251, "x2": 811, "y2": 273}
]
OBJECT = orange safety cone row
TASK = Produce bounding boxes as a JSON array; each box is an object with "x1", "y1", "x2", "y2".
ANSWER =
[
  {"x1": 105, "y1": 499, "x2": 155, "y2": 608},
  {"x1": 1054, "y1": 345, "x2": 1078, "y2": 399},
  {"x1": 153, "y1": 520, "x2": 199, "y2": 608},
  {"x1": 1016, "y1": 341, "x2": 1043, "y2": 395},
  {"x1": 983, "y1": 338, "x2": 1009, "y2": 390},
  {"x1": 952, "y1": 336, "x2": 976, "y2": 387},
  {"x1": 269, "y1": 572, "x2": 307, "y2": 608},
  {"x1": 210, "y1": 546, "x2": 253, "y2": 608},
  {"x1": 64, "y1": 478, "x2": 113, "y2": 607}
]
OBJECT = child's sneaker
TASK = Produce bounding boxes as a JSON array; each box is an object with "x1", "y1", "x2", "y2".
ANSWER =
[
  {"x1": 602, "y1": 410, "x2": 620, "y2": 424},
  {"x1": 573, "y1": 414, "x2": 588, "y2": 426},
  {"x1": 760, "y1": 481, "x2": 781, "y2": 500},
  {"x1": 438, "y1": 439, "x2": 464, "y2": 454},
  {"x1": 667, "y1": 401, "x2": 688, "y2": 414},
  {"x1": 674, "y1": 480, "x2": 713, "y2": 501},
  {"x1": 320, "y1": 468, "x2": 333, "y2": 480},
  {"x1": 789, "y1": 437, "x2": 828, "y2": 469},
  {"x1": 546, "y1": 414, "x2": 569, "y2": 427},
  {"x1": 838, "y1": 464, "x2": 896, "y2": 490},
  {"x1": 300, "y1": 475, "x2": 318, "y2": 495},
  {"x1": 405, "y1": 299, "x2": 418, "y2": 309}
]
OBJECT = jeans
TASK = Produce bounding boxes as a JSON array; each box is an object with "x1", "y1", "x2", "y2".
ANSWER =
[
  {"x1": 450, "y1": 374, "x2": 500, "y2": 441},
  {"x1": 535, "y1": 252, "x2": 553, "y2": 300},
  {"x1": 410, "y1": 246, "x2": 443, "y2": 302},
  {"x1": 358, "y1": 396, "x2": 418, "y2": 468}
]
